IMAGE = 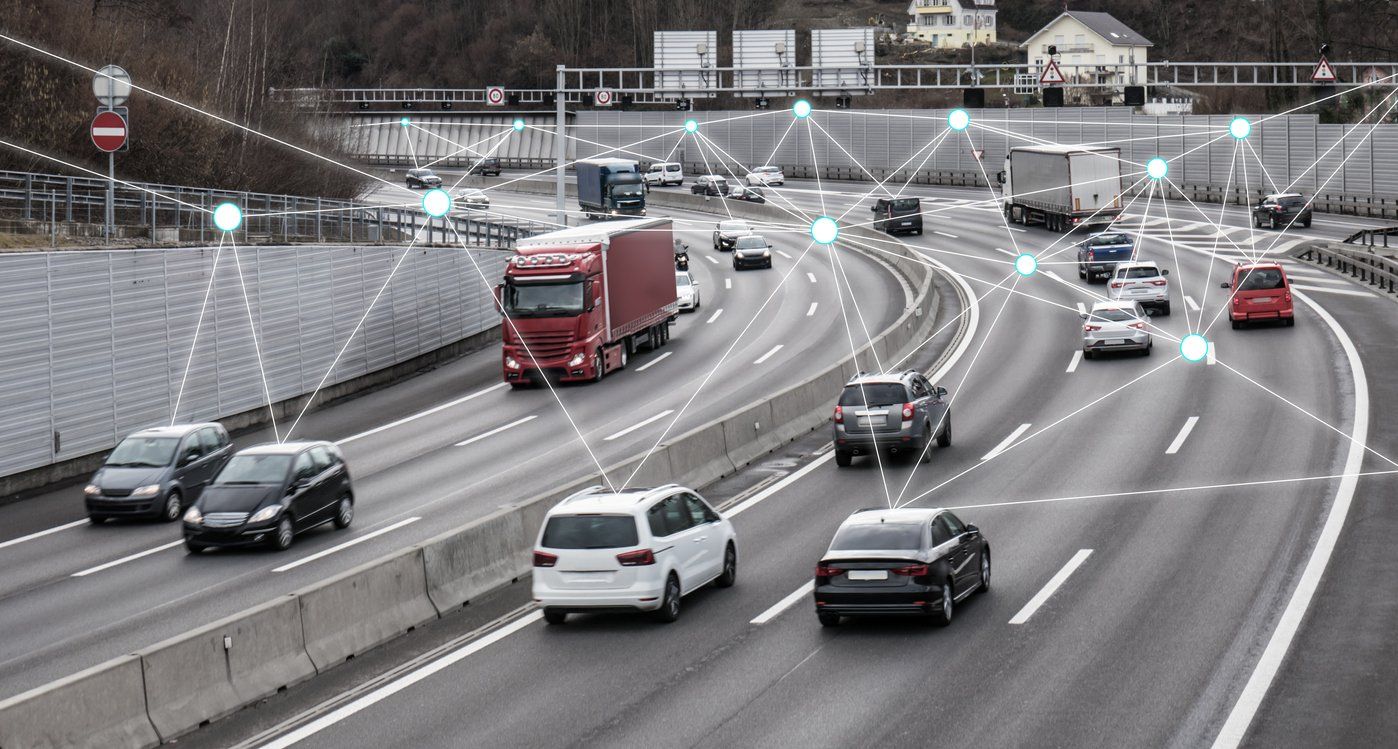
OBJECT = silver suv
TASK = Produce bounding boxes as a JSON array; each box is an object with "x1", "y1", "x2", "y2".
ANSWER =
[{"x1": 832, "y1": 371, "x2": 951, "y2": 468}]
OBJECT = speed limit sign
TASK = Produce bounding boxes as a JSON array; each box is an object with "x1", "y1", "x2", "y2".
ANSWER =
[
  {"x1": 594, "y1": 89, "x2": 613, "y2": 107},
  {"x1": 485, "y1": 85, "x2": 506, "y2": 106}
]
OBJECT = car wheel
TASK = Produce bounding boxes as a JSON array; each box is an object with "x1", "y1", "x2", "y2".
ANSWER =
[
  {"x1": 271, "y1": 516, "x2": 294, "y2": 552},
  {"x1": 1083, "y1": 349, "x2": 1094, "y2": 360},
  {"x1": 933, "y1": 581, "x2": 954, "y2": 626},
  {"x1": 1303, "y1": 218, "x2": 1312, "y2": 228},
  {"x1": 715, "y1": 544, "x2": 737, "y2": 588},
  {"x1": 1232, "y1": 319, "x2": 1242, "y2": 330},
  {"x1": 818, "y1": 611, "x2": 841, "y2": 627},
  {"x1": 543, "y1": 608, "x2": 567, "y2": 625},
  {"x1": 333, "y1": 495, "x2": 354, "y2": 530},
  {"x1": 160, "y1": 490, "x2": 183, "y2": 522},
  {"x1": 920, "y1": 427, "x2": 934, "y2": 462},
  {"x1": 184, "y1": 538, "x2": 206, "y2": 554},
  {"x1": 1285, "y1": 316, "x2": 1295, "y2": 327},
  {"x1": 977, "y1": 551, "x2": 991, "y2": 593},
  {"x1": 654, "y1": 574, "x2": 681, "y2": 623},
  {"x1": 834, "y1": 450, "x2": 853, "y2": 467},
  {"x1": 1160, "y1": 301, "x2": 1171, "y2": 316},
  {"x1": 89, "y1": 514, "x2": 109, "y2": 525},
  {"x1": 937, "y1": 418, "x2": 952, "y2": 448},
  {"x1": 1142, "y1": 344, "x2": 1152, "y2": 357},
  {"x1": 1078, "y1": 265, "x2": 1086, "y2": 279},
  {"x1": 1270, "y1": 215, "x2": 1279, "y2": 230}
]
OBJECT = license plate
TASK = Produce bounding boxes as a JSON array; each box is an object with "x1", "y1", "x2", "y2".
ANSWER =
[
  {"x1": 1252, "y1": 297, "x2": 1272, "y2": 304},
  {"x1": 564, "y1": 573, "x2": 610, "y2": 583},
  {"x1": 900, "y1": 221, "x2": 912, "y2": 226},
  {"x1": 856, "y1": 416, "x2": 886, "y2": 428},
  {"x1": 1108, "y1": 339, "x2": 1129, "y2": 345},
  {"x1": 848, "y1": 570, "x2": 888, "y2": 581}
]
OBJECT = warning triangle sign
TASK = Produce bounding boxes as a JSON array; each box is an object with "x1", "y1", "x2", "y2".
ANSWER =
[
  {"x1": 1040, "y1": 59, "x2": 1066, "y2": 85},
  {"x1": 1312, "y1": 56, "x2": 1338, "y2": 83}
]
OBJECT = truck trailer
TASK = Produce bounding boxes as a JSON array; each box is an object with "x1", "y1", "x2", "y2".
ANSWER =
[
  {"x1": 499, "y1": 218, "x2": 677, "y2": 386},
  {"x1": 576, "y1": 158, "x2": 646, "y2": 220},
  {"x1": 997, "y1": 145, "x2": 1124, "y2": 232}
]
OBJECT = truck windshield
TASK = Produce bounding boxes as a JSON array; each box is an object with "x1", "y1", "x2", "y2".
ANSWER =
[
  {"x1": 503, "y1": 280, "x2": 585, "y2": 317},
  {"x1": 612, "y1": 183, "x2": 643, "y2": 197}
]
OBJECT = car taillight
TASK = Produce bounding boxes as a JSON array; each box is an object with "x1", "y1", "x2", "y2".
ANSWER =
[
  {"x1": 1087, "y1": 250, "x2": 1095, "y2": 260},
  {"x1": 1110, "y1": 282, "x2": 1124, "y2": 289},
  {"x1": 1233, "y1": 297, "x2": 1241, "y2": 306},
  {"x1": 533, "y1": 551, "x2": 558, "y2": 567},
  {"x1": 901, "y1": 403, "x2": 915, "y2": 421},
  {"x1": 833, "y1": 405, "x2": 843, "y2": 424},
  {"x1": 1148, "y1": 279, "x2": 1168, "y2": 287},
  {"x1": 892, "y1": 564, "x2": 930, "y2": 577},
  {"x1": 815, "y1": 564, "x2": 844, "y2": 582},
  {"x1": 1128, "y1": 322, "x2": 1146, "y2": 330},
  {"x1": 617, "y1": 549, "x2": 656, "y2": 566},
  {"x1": 1284, "y1": 290, "x2": 1292, "y2": 302},
  {"x1": 1084, "y1": 324, "x2": 1102, "y2": 332}
]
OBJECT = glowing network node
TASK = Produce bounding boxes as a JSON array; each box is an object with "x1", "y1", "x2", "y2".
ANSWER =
[
  {"x1": 1180, "y1": 333, "x2": 1210, "y2": 363},
  {"x1": 512, "y1": 118, "x2": 526, "y2": 132},
  {"x1": 1229, "y1": 117, "x2": 1251, "y2": 140},
  {"x1": 792, "y1": 99, "x2": 812, "y2": 119},
  {"x1": 948, "y1": 109, "x2": 971, "y2": 132},
  {"x1": 1147, "y1": 157, "x2": 1169, "y2": 180},
  {"x1": 422, "y1": 188, "x2": 452, "y2": 218},
  {"x1": 684, "y1": 119, "x2": 699, "y2": 134},
  {"x1": 1014, "y1": 252, "x2": 1038, "y2": 277},
  {"x1": 810, "y1": 216, "x2": 839, "y2": 245},
  {"x1": 399, "y1": 116, "x2": 411, "y2": 127},
  {"x1": 212, "y1": 202, "x2": 242, "y2": 233}
]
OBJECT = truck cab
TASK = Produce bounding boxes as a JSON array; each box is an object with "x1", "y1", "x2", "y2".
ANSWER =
[{"x1": 577, "y1": 158, "x2": 646, "y2": 220}]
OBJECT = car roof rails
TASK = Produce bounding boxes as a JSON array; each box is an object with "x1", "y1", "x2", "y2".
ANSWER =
[
  {"x1": 560, "y1": 485, "x2": 609, "y2": 503},
  {"x1": 634, "y1": 483, "x2": 683, "y2": 502},
  {"x1": 845, "y1": 371, "x2": 870, "y2": 385}
]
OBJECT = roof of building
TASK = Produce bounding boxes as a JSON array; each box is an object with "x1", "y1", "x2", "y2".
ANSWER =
[{"x1": 1021, "y1": 11, "x2": 1154, "y2": 48}]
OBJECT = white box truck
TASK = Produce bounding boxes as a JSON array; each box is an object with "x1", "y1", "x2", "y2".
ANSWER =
[{"x1": 997, "y1": 145, "x2": 1124, "y2": 232}]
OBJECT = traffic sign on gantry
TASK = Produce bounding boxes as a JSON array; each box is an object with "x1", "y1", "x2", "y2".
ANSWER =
[{"x1": 91, "y1": 110, "x2": 128, "y2": 152}]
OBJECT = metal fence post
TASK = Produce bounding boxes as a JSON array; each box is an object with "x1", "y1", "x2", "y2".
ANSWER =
[
  {"x1": 23, "y1": 174, "x2": 32, "y2": 220},
  {"x1": 65, "y1": 177, "x2": 74, "y2": 222},
  {"x1": 316, "y1": 197, "x2": 323, "y2": 242}
]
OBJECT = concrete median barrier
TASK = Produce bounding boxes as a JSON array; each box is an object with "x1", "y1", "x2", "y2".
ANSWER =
[
  {"x1": 660, "y1": 421, "x2": 735, "y2": 488},
  {"x1": 297, "y1": 547, "x2": 438, "y2": 672},
  {"x1": 0, "y1": 655, "x2": 158, "y2": 749},
  {"x1": 421, "y1": 508, "x2": 532, "y2": 614},
  {"x1": 137, "y1": 595, "x2": 315, "y2": 741}
]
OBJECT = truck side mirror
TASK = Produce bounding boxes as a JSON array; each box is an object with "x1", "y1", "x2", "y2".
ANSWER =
[{"x1": 995, "y1": 171, "x2": 1006, "y2": 185}]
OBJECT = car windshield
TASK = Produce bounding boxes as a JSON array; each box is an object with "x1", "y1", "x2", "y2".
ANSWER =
[
  {"x1": 675, "y1": 273, "x2": 691, "y2": 287},
  {"x1": 719, "y1": 221, "x2": 748, "y2": 232},
  {"x1": 503, "y1": 280, "x2": 585, "y2": 317},
  {"x1": 1119, "y1": 267, "x2": 1160, "y2": 279},
  {"x1": 734, "y1": 236, "x2": 766, "y2": 249},
  {"x1": 541, "y1": 515, "x2": 639, "y2": 549},
  {"x1": 1088, "y1": 234, "x2": 1130, "y2": 246},
  {"x1": 213, "y1": 454, "x2": 291, "y2": 485},
  {"x1": 829, "y1": 522, "x2": 923, "y2": 551},
  {"x1": 1237, "y1": 269, "x2": 1286, "y2": 291},
  {"x1": 106, "y1": 436, "x2": 179, "y2": 467},
  {"x1": 838, "y1": 383, "x2": 908, "y2": 407},
  {"x1": 1089, "y1": 308, "x2": 1136, "y2": 322}
]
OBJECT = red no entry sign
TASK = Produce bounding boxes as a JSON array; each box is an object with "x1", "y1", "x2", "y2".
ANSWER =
[{"x1": 91, "y1": 110, "x2": 128, "y2": 152}]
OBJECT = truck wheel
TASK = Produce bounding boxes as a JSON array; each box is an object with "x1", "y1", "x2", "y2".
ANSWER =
[
  {"x1": 593, "y1": 349, "x2": 606, "y2": 381},
  {"x1": 618, "y1": 345, "x2": 629, "y2": 369}
]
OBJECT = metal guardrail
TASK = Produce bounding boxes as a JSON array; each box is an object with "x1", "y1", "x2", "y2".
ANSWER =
[
  {"x1": 0, "y1": 170, "x2": 553, "y2": 249},
  {"x1": 1300, "y1": 243, "x2": 1398, "y2": 294},
  {"x1": 1344, "y1": 226, "x2": 1398, "y2": 247}
]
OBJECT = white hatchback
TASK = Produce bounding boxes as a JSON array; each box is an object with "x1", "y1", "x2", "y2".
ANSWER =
[
  {"x1": 532, "y1": 485, "x2": 737, "y2": 624},
  {"x1": 676, "y1": 270, "x2": 701, "y2": 311},
  {"x1": 1107, "y1": 261, "x2": 1172, "y2": 316},
  {"x1": 745, "y1": 165, "x2": 785, "y2": 186}
]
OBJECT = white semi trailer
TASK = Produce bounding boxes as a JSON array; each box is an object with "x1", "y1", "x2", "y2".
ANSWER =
[{"x1": 997, "y1": 145, "x2": 1125, "y2": 232}]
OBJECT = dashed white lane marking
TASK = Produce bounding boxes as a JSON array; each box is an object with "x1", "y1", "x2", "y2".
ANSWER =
[
  {"x1": 705, "y1": 255, "x2": 719, "y2": 265},
  {"x1": 455, "y1": 416, "x2": 537, "y2": 447},
  {"x1": 72, "y1": 540, "x2": 182, "y2": 577},
  {"x1": 1185, "y1": 295, "x2": 1201, "y2": 312},
  {"x1": 0, "y1": 519, "x2": 87, "y2": 552},
  {"x1": 934, "y1": 230, "x2": 959, "y2": 239},
  {"x1": 273, "y1": 518, "x2": 422, "y2": 573},
  {"x1": 604, "y1": 410, "x2": 675, "y2": 441},
  {"x1": 807, "y1": 302, "x2": 818, "y2": 317},
  {"x1": 1066, "y1": 351, "x2": 1083, "y2": 373},
  {"x1": 338, "y1": 383, "x2": 507, "y2": 445},
  {"x1": 1165, "y1": 416, "x2": 1200, "y2": 455},
  {"x1": 982, "y1": 423, "x2": 1032, "y2": 461},
  {"x1": 776, "y1": 250, "x2": 793, "y2": 259},
  {"x1": 706, "y1": 308, "x2": 724, "y2": 324},
  {"x1": 806, "y1": 272, "x2": 817, "y2": 284},
  {"x1": 725, "y1": 278, "x2": 732, "y2": 289},
  {"x1": 753, "y1": 345, "x2": 784, "y2": 365},
  {"x1": 1008, "y1": 549, "x2": 1093, "y2": 625},
  {"x1": 635, "y1": 351, "x2": 672, "y2": 372},
  {"x1": 751, "y1": 581, "x2": 815, "y2": 625}
]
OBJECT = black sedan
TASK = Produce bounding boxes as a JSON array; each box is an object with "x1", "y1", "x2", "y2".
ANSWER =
[
  {"x1": 183, "y1": 441, "x2": 353, "y2": 552},
  {"x1": 814, "y1": 507, "x2": 988, "y2": 627},
  {"x1": 1252, "y1": 192, "x2": 1312, "y2": 229}
]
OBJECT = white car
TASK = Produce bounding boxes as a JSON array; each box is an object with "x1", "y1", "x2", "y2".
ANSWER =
[
  {"x1": 644, "y1": 162, "x2": 684, "y2": 186},
  {"x1": 455, "y1": 188, "x2": 490, "y2": 210},
  {"x1": 676, "y1": 271, "x2": 701, "y2": 311},
  {"x1": 745, "y1": 165, "x2": 784, "y2": 186},
  {"x1": 1107, "y1": 261, "x2": 1171, "y2": 316},
  {"x1": 532, "y1": 484, "x2": 738, "y2": 624},
  {"x1": 1081, "y1": 301, "x2": 1152, "y2": 359}
]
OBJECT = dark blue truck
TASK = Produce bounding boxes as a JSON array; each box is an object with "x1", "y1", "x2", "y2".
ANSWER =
[{"x1": 1076, "y1": 231, "x2": 1136, "y2": 283}]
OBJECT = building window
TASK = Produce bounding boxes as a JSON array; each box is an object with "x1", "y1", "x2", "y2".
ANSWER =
[
  {"x1": 1074, "y1": 34, "x2": 1086, "y2": 46},
  {"x1": 1054, "y1": 34, "x2": 1064, "y2": 47},
  {"x1": 944, "y1": 15, "x2": 954, "y2": 25},
  {"x1": 985, "y1": 16, "x2": 994, "y2": 27},
  {"x1": 1119, "y1": 55, "x2": 1125, "y2": 63},
  {"x1": 963, "y1": 14, "x2": 971, "y2": 26}
]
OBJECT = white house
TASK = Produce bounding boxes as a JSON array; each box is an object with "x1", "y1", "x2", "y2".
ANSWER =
[
  {"x1": 906, "y1": 0, "x2": 997, "y2": 49},
  {"x1": 1020, "y1": 11, "x2": 1152, "y2": 87}
]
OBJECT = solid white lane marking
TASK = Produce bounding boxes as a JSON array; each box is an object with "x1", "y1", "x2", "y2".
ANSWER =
[
  {"x1": 753, "y1": 345, "x2": 784, "y2": 365},
  {"x1": 634, "y1": 351, "x2": 672, "y2": 372},
  {"x1": 1206, "y1": 341, "x2": 1217, "y2": 366},
  {"x1": 1066, "y1": 350, "x2": 1083, "y2": 373},
  {"x1": 1008, "y1": 549, "x2": 1093, "y2": 625},
  {"x1": 806, "y1": 272, "x2": 817, "y2": 284},
  {"x1": 724, "y1": 277, "x2": 732, "y2": 289},
  {"x1": 258, "y1": 611, "x2": 542, "y2": 749},
  {"x1": 751, "y1": 580, "x2": 815, "y2": 625},
  {"x1": 1290, "y1": 284, "x2": 1373, "y2": 297},
  {"x1": 728, "y1": 452, "x2": 835, "y2": 518},
  {"x1": 455, "y1": 416, "x2": 537, "y2": 447},
  {"x1": 706, "y1": 308, "x2": 723, "y2": 324},
  {"x1": 705, "y1": 255, "x2": 719, "y2": 265},
  {"x1": 1008, "y1": 227, "x2": 1027, "y2": 233},
  {"x1": 338, "y1": 383, "x2": 507, "y2": 445},
  {"x1": 776, "y1": 250, "x2": 792, "y2": 259},
  {"x1": 0, "y1": 519, "x2": 87, "y2": 551},
  {"x1": 71, "y1": 540, "x2": 182, "y2": 577},
  {"x1": 1165, "y1": 416, "x2": 1200, "y2": 455},
  {"x1": 934, "y1": 230, "x2": 959, "y2": 239},
  {"x1": 806, "y1": 302, "x2": 818, "y2": 317},
  {"x1": 982, "y1": 423, "x2": 1031, "y2": 461},
  {"x1": 604, "y1": 410, "x2": 675, "y2": 442},
  {"x1": 1185, "y1": 295, "x2": 1201, "y2": 312},
  {"x1": 272, "y1": 517, "x2": 422, "y2": 573}
]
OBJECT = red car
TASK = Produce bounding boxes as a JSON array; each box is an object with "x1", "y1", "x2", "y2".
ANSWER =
[{"x1": 1222, "y1": 263, "x2": 1294, "y2": 328}]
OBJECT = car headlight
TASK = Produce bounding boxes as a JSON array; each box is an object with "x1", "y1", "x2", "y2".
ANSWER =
[
  {"x1": 568, "y1": 352, "x2": 586, "y2": 367},
  {"x1": 183, "y1": 506, "x2": 203, "y2": 524},
  {"x1": 249, "y1": 505, "x2": 282, "y2": 524},
  {"x1": 131, "y1": 484, "x2": 161, "y2": 497},
  {"x1": 762, "y1": 249, "x2": 771, "y2": 257},
  {"x1": 84, "y1": 484, "x2": 101, "y2": 496},
  {"x1": 505, "y1": 356, "x2": 521, "y2": 370}
]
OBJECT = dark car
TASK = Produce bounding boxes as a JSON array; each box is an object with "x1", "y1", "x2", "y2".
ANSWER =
[
  {"x1": 183, "y1": 441, "x2": 353, "y2": 553},
  {"x1": 85, "y1": 423, "x2": 233, "y2": 523},
  {"x1": 1252, "y1": 192, "x2": 1312, "y2": 230},
  {"x1": 832, "y1": 370, "x2": 950, "y2": 467},
  {"x1": 405, "y1": 168, "x2": 441, "y2": 189},
  {"x1": 731, "y1": 234, "x2": 773, "y2": 270},
  {"x1": 712, "y1": 219, "x2": 751, "y2": 251},
  {"x1": 469, "y1": 157, "x2": 502, "y2": 177},
  {"x1": 727, "y1": 185, "x2": 766, "y2": 203},
  {"x1": 1076, "y1": 231, "x2": 1135, "y2": 283},
  {"x1": 871, "y1": 197, "x2": 923, "y2": 236},
  {"x1": 814, "y1": 507, "x2": 989, "y2": 627},
  {"x1": 691, "y1": 175, "x2": 729, "y2": 196}
]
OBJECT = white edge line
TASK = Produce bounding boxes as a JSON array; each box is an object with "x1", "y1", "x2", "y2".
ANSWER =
[
  {"x1": 634, "y1": 351, "x2": 673, "y2": 372},
  {"x1": 751, "y1": 580, "x2": 816, "y2": 625},
  {"x1": 71, "y1": 540, "x2": 183, "y2": 577},
  {"x1": 603, "y1": 410, "x2": 675, "y2": 442},
  {"x1": 1007, "y1": 549, "x2": 1093, "y2": 625},
  {"x1": 728, "y1": 451, "x2": 834, "y2": 518},
  {"x1": 1164, "y1": 416, "x2": 1200, "y2": 455},
  {"x1": 273, "y1": 517, "x2": 422, "y2": 573},
  {"x1": 0, "y1": 519, "x2": 88, "y2": 551},
  {"x1": 455, "y1": 415, "x2": 537, "y2": 447},
  {"x1": 337, "y1": 383, "x2": 507, "y2": 445}
]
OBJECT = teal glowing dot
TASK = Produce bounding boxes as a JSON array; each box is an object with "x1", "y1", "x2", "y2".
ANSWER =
[
  {"x1": 1180, "y1": 333, "x2": 1209, "y2": 363},
  {"x1": 684, "y1": 119, "x2": 699, "y2": 134},
  {"x1": 422, "y1": 188, "x2": 452, "y2": 218},
  {"x1": 212, "y1": 202, "x2": 242, "y2": 232},
  {"x1": 1014, "y1": 252, "x2": 1038, "y2": 276},
  {"x1": 792, "y1": 99, "x2": 813, "y2": 119},
  {"x1": 948, "y1": 108, "x2": 971, "y2": 131},
  {"x1": 399, "y1": 117, "x2": 411, "y2": 127},
  {"x1": 1229, "y1": 117, "x2": 1251, "y2": 140},
  {"x1": 1147, "y1": 157, "x2": 1168, "y2": 180},
  {"x1": 811, "y1": 216, "x2": 839, "y2": 245},
  {"x1": 512, "y1": 118, "x2": 526, "y2": 132}
]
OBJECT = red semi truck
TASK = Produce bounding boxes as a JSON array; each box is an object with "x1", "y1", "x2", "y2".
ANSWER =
[{"x1": 499, "y1": 218, "x2": 678, "y2": 386}]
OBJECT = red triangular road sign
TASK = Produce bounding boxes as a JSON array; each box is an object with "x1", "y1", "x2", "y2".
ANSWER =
[
  {"x1": 1312, "y1": 56, "x2": 1338, "y2": 83},
  {"x1": 1040, "y1": 59, "x2": 1066, "y2": 86}
]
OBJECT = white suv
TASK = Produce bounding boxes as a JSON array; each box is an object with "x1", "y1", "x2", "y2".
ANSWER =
[
  {"x1": 532, "y1": 484, "x2": 737, "y2": 624},
  {"x1": 1107, "y1": 260, "x2": 1172, "y2": 316}
]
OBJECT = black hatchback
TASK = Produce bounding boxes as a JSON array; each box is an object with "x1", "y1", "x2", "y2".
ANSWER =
[
  {"x1": 183, "y1": 441, "x2": 353, "y2": 553},
  {"x1": 814, "y1": 507, "x2": 989, "y2": 627},
  {"x1": 470, "y1": 157, "x2": 502, "y2": 176}
]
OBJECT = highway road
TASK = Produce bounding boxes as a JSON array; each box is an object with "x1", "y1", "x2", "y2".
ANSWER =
[{"x1": 167, "y1": 172, "x2": 1398, "y2": 748}]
